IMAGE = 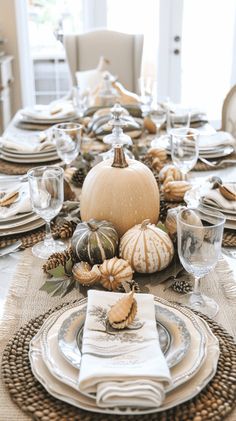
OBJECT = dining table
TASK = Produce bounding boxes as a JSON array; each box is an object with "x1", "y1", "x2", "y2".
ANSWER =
[{"x1": 0, "y1": 111, "x2": 236, "y2": 421}]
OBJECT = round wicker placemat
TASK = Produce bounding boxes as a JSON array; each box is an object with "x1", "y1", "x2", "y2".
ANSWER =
[
  {"x1": 2, "y1": 300, "x2": 236, "y2": 421},
  {"x1": 0, "y1": 158, "x2": 61, "y2": 175}
]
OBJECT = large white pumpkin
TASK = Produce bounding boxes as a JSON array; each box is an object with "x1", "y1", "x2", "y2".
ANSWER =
[
  {"x1": 120, "y1": 219, "x2": 174, "y2": 273},
  {"x1": 80, "y1": 146, "x2": 160, "y2": 236}
]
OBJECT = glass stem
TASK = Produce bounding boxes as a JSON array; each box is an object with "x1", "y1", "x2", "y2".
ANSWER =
[
  {"x1": 44, "y1": 221, "x2": 54, "y2": 246},
  {"x1": 190, "y1": 277, "x2": 204, "y2": 306}
]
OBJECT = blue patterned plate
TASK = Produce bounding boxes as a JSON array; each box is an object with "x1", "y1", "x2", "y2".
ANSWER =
[{"x1": 58, "y1": 301, "x2": 190, "y2": 369}]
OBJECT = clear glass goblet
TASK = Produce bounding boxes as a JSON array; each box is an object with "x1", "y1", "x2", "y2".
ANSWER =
[
  {"x1": 166, "y1": 108, "x2": 191, "y2": 134},
  {"x1": 53, "y1": 122, "x2": 82, "y2": 166},
  {"x1": 171, "y1": 128, "x2": 199, "y2": 176},
  {"x1": 27, "y1": 166, "x2": 66, "y2": 259},
  {"x1": 177, "y1": 207, "x2": 225, "y2": 317},
  {"x1": 139, "y1": 77, "x2": 156, "y2": 116},
  {"x1": 72, "y1": 86, "x2": 89, "y2": 118},
  {"x1": 149, "y1": 107, "x2": 166, "y2": 138}
]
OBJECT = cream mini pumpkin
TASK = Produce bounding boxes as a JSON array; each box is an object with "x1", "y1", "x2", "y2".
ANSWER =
[
  {"x1": 120, "y1": 219, "x2": 174, "y2": 273},
  {"x1": 80, "y1": 145, "x2": 160, "y2": 236}
]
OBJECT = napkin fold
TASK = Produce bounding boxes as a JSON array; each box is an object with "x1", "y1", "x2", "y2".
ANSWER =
[
  {"x1": 202, "y1": 186, "x2": 236, "y2": 211},
  {"x1": 0, "y1": 183, "x2": 32, "y2": 218},
  {"x1": 78, "y1": 290, "x2": 171, "y2": 409},
  {"x1": 0, "y1": 135, "x2": 55, "y2": 153},
  {"x1": 21, "y1": 101, "x2": 75, "y2": 121},
  {"x1": 198, "y1": 131, "x2": 235, "y2": 150}
]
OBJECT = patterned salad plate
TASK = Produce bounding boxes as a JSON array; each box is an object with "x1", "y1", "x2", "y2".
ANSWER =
[{"x1": 57, "y1": 300, "x2": 190, "y2": 370}]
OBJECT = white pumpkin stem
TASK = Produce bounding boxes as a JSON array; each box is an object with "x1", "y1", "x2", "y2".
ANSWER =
[
  {"x1": 141, "y1": 219, "x2": 150, "y2": 230},
  {"x1": 112, "y1": 145, "x2": 128, "y2": 168}
]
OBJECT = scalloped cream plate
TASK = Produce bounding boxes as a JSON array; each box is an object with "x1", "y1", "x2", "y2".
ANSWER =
[{"x1": 29, "y1": 298, "x2": 219, "y2": 415}]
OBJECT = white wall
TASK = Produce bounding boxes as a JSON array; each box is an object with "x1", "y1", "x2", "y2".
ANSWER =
[{"x1": 0, "y1": 0, "x2": 34, "y2": 113}]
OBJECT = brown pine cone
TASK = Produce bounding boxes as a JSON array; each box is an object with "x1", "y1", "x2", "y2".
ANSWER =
[
  {"x1": 43, "y1": 248, "x2": 75, "y2": 274},
  {"x1": 59, "y1": 221, "x2": 77, "y2": 239},
  {"x1": 71, "y1": 168, "x2": 87, "y2": 187}
]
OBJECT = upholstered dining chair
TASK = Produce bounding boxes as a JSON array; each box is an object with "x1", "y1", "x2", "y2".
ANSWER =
[
  {"x1": 221, "y1": 84, "x2": 236, "y2": 137},
  {"x1": 63, "y1": 29, "x2": 144, "y2": 94}
]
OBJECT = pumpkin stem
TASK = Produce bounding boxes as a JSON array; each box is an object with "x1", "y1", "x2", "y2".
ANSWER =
[
  {"x1": 87, "y1": 221, "x2": 98, "y2": 231},
  {"x1": 141, "y1": 219, "x2": 150, "y2": 229},
  {"x1": 112, "y1": 145, "x2": 128, "y2": 168}
]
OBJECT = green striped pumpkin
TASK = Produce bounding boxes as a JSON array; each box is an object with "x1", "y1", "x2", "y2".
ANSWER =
[{"x1": 71, "y1": 219, "x2": 119, "y2": 265}]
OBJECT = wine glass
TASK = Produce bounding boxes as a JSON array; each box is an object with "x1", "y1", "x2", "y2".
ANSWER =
[
  {"x1": 53, "y1": 123, "x2": 82, "y2": 166},
  {"x1": 72, "y1": 86, "x2": 89, "y2": 118},
  {"x1": 166, "y1": 108, "x2": 191, "y2": 134},
  {"x1": 170, "y1": 128, "x2": 199, "y2": 176},
  {"x1": 27, "y1": 166, "x2": 65, "y2": 259},
  {"x1": 177, "y1": 207, "x2": 225, "y2": 317},
  {"x1": 139, "y1": 77, "x2": 156, "y2": 116}
]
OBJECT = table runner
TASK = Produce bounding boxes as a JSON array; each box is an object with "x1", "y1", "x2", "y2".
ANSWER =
[{"x1": 0, "y1": 249, "x2": 236, "y2": 420}]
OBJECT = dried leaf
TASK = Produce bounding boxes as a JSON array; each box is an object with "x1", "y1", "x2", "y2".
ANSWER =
[
  {"x1": 156, "y1": 221, "x2": 168, "y2": 233},
  {"x1": 40, "y1": 277, "x2": 75, "y2": 298}
]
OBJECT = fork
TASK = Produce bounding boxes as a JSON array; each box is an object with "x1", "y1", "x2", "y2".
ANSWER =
[{"x1": 198, "y1": 156, "x2": 236, "y2": 168}]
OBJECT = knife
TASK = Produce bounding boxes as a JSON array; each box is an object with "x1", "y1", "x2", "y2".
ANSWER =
[{"x1": 0, "y1": 240, "x2": 22, "y2": 257}]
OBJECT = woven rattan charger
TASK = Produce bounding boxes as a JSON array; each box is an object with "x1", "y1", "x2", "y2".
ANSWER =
[{"x1": 2, "y1": 298, "x2": 236, "y2": 421}]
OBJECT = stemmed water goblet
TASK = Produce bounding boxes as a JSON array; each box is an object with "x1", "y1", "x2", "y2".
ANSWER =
[
  {"x1": 166, "y1": 108, "x2": 191, "y2": 134},
  {"x1": 139, "y1": 77, "x2": 156, "y2": 116},
  {"x1": 53, "y1": 122, "x2": 82, "y2": 167},
  {"x1": 27, "y1": 166, "x2": 65, "y2": 259},
  {"x1": 170, "y1": 128, "x2": 199, "y2": 177},
  {"x1": 177, "y1": 207, "x2": 225, "y2": 317}
]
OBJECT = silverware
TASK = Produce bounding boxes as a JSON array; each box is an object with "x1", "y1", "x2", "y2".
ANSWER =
[
  {"x1": 199, "y1": 156, "x2": 236, "y2": 168},
  {"x1": 222, "y1": 248, "x2": 236, "y2": 259},
  {"x1": 0, "y1": 174, "x2": 28, "y2": 183},
  {"x1": 0, "y1": 240, "x2": 22, "y2": 257}
]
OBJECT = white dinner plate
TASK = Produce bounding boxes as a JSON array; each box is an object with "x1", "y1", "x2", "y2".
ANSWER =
[
  {"x1": 0, "y1": 213, "x2": 41, "y2": 229},
  {"x1": 0, "y1": 211, "x2": 34, "y2": 223},
  {"x1": 57, "y1": 302, "x2": 190, "y2": 370},
  {"x1": 29, "y1": 298, "x2": 218, "y2": 415},
  {"x1": 0, "y1": 217, "x2": 45, "y2": 236},
  {"x1": 1, "y1": 148, "x2": 57, "y2": 158},
  {"x1": 0, "y1": 154, "x2": 60, "y2": 164}
]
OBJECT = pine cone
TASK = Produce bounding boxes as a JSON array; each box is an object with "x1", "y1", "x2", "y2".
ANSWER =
[
  {"x1": 43, "y1": 248, "x2": 75, "y2": 274},
  {"x1": 71, "y1": 167, "x2": 87, "y2": 187},
  {"x1": 59, "y1": 221, "x2": 77, "y2": 239},
  {"x1": 171, "y1": 279, "x2": 193, "y2": 294}
]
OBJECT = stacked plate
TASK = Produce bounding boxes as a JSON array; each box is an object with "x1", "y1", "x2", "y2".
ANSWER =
[
  {"x1": 186, "y1": 182, "x2": 236, "y2": 230},
  {"x1": 0, "y1": 133, "x2": 60, "y2": 164},
  {"x1": 0, "y1": 146, "x2": 60, "y2": 164},
  {"x1": 0, "y1": 181, "x2": 45, "y2": 237},
  {"x1": 154, "y1": 130, "x2": 235, "y2": 159},
  {"x1": 20, "y1": 103, "x2": 77, "y2": 126},
  {"x1": 29, "y1": 296, "x2": 219, "y2": 415}
]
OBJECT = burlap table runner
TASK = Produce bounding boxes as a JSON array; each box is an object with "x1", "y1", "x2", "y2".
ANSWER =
[{"x1": 0, "y1": 249, "x2": 236, "y2": 421}]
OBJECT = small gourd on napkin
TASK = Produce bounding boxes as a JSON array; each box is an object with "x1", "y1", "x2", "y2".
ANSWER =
[
  {"x1": 0, "y1": 184, "x2": 31, "y2": 219},
  {"x1": 202, "y1": 183, "x2": 236, "y2": 211},
  {"x1": 78, "y1": 290, "x2": 171, "y2": 409}
]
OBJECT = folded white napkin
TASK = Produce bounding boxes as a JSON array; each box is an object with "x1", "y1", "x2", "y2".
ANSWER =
[
  {"x1": 0, "y1": 183, "x2": 32, "y2": 219},
  {"x1": 21, "y1": 101, "x2": 75, "y2": 121},
  {"x1": 202, "y1": 186, "x2": 236, "y2": 211},
  {"x1": 199, "y1": 131, "x2": 235, "y2": 150},
  {"x1": 78, "y1": 290, "x2": 171, "y2": 409},
  {"x1": 0, "y1": 135, "x2": 55, "y2": 153}
]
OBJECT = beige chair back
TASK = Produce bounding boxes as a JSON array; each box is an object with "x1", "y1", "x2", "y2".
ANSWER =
[
  {"x1": 63, "y1": 29, "x2": 144, "y2": 93},
  {"x1": 222, "y1": 85, "x2": 236, "y2": 137}
]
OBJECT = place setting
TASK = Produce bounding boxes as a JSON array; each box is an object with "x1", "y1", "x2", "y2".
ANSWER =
[{"x1": 0, "y1": 179, "x2": 45, "y2": 237}]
